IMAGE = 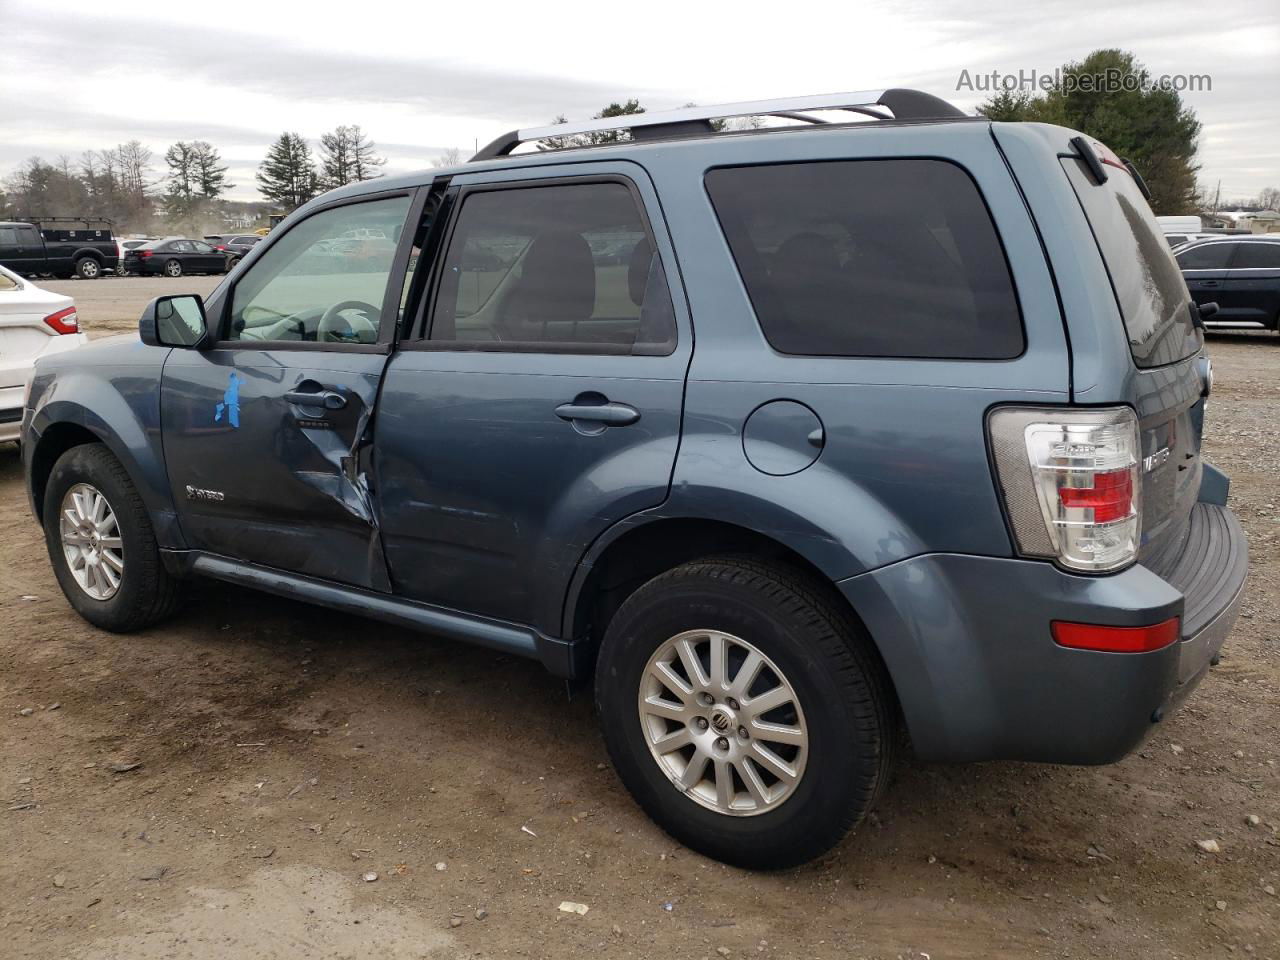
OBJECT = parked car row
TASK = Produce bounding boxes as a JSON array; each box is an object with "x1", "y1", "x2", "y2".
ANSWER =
[{"x1": 205, "y1": 234, "x2": 264, "y2": 270}]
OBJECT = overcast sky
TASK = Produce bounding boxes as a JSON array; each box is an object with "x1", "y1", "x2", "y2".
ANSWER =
[{"x1": 2, "y1": 0, "x2": 1276, "y2": 202}]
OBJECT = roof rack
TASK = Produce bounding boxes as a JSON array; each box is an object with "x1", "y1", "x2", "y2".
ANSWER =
[
  {"x1": 471, "y1": 88, "x2": 966, "y2": 161},
  {"x1": 13, "y1": 215, "x2": 115, "y2": 227}
]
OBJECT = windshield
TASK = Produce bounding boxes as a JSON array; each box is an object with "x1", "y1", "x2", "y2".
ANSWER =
[{"x1": 1061, "y1": 156, "x2": 1201, "y2": 367}]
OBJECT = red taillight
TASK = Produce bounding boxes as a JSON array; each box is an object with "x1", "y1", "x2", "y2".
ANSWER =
[
  {"x1": 215, "y1": 245, "x2": 226, "y2": 251},
  {"x1": 1058, "y1": 468, "x2": 1134, "y2": 524},
  {"x1": 1052, "y1": 618, "x2": 1180, "y2": 654},
  {"x1": 43, "y1": 306, "x2": 79, "y2": 334},
  {"x1": 139, "y1": 250, "x2": 153, "y2": 258}
]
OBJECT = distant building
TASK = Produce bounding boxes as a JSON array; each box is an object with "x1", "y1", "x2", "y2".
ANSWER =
[{"x1": 1208, "y1": 208, "x2": 1280, "y2": 234}]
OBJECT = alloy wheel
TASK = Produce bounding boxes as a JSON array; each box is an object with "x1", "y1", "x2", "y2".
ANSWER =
[
  {"x1": 638, "y1": 629, "x2": 809, "y2": 816},
  {"x1": 58, "y1": 483, "x2": 124, "y2": 600}
]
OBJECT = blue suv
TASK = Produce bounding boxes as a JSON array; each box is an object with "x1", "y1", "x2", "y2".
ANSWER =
[{"x1": 21, "y1": 90, "x2": 1248, "y2": 868}]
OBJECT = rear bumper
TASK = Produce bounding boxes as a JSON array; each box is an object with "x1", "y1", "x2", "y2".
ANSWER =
[{"x1": 839, "y1": 502, "x2": 1247, "y2": 764}]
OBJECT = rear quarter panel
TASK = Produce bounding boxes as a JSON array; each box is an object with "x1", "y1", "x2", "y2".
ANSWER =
[{"x1": 626, "y1": 121, "x2": 1070, "y2": 579}]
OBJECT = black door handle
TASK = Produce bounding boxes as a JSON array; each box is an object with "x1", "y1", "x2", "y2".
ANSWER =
[
  {"x1": 1199, "y1": 280, "x2": 1221, "y2": 288},
  {"x1": 285, "y1": 388, "x2": 347, "y2": 410},
  {"x1": 555, "y1": 401, "x2": 640, "y2": 427}
]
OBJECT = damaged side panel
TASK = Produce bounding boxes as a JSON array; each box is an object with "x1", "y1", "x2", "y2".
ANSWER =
[{"x1": 159, "y1": 347, "x2": 393, "y2": 591}]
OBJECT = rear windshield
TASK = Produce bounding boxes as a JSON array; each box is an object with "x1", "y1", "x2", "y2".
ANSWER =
[
  {"x1": 705, "y1": 159, "x2": 1024, "y2": 359},
  {"x1": 1061, "y1": 157, "x2": 1200, "y2": 367}
]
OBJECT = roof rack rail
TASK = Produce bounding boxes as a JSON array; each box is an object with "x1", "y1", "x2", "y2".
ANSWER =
[
  {"x1": 12, "y1": 215, "x2": 116, "y2": 226},
  {"x1": 471, "y1": 88, "x2": 966, "y2": 161}
]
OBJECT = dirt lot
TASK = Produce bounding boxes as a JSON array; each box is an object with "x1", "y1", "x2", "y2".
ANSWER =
[{"x1": 2, "y1": 281, "x2": 1278, "y2": 958}]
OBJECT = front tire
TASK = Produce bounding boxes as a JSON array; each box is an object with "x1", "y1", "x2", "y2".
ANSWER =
[
  {"x1": 42, "y1": 443, "x2": 179, "y2": 632},
  {"x1": 163, "y1": 259, "x2": 182, "y2": 278},
  {"x1": 595, "y1": 557, "x2": 895, "y2": 869}
]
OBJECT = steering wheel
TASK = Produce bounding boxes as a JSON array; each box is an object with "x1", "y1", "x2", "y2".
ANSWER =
[{"x1": 318, "y1": 301, "x2": 380, "y2": 344}]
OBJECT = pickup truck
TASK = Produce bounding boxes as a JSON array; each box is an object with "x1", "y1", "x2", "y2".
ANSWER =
[{"x1": 0, "y1": 220, "x2": 120, "y2": 280}]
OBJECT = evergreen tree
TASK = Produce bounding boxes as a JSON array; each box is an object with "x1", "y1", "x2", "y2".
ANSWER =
[
  {"x1": 163, "y1": 141, "x2": 198, "y2": 221},
  {"x1": 539, "y1": 99, "x2": 646, "y2": 150},
  {"x1": 319, "y1": 124, "x2": 385, "y2": 189},
  {"x1": 191, "y1": 141, "x2": 230, "y2": 199},
  {"x1": 256, "y1": 132, "x2": 319, "y2": 209}
]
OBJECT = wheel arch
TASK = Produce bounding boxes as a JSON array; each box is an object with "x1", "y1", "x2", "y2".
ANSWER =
[
  {"x1": 562, "y1": 516, "x2": 894, "y2": 685},
  {"x1": 28, "y1": 421, "x2": 102, "y2": 524},
  {"x1": 28, "y1": 394, "x2": 185, "y2": 550}
]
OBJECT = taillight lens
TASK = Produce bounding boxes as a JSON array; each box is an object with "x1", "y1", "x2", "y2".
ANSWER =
[
  {"x1": 43, "y1": 306, "x2": 79, "y2": 334},
  {"x1": 139, "y1": 250, "x2": 152, "y2": 258},
  {"x1": 988, "y1": 407, "x2": 1141, "y2": 572}
]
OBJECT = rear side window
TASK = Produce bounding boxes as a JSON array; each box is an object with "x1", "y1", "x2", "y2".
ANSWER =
[
  {"x1": 1062, "y1": 158, "x2": 1200, "y2": 367},
  {"x1": 1234, "y1": 243, "x2": 1280, "y2": 269},
  {"x1": 429, "y1": 181, "x2": 676, "y2": 355},
  {"x1": 1176, "y1": 243, "x2": 1235, "y2": 270},
  {"x1": 704, "y1": 159, "x2": 1023, "y2": 359}
]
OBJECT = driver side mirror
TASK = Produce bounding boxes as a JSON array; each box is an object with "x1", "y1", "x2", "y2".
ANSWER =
[{"x1": 140, "y1": 294, "x2": 212, "y2": 349}]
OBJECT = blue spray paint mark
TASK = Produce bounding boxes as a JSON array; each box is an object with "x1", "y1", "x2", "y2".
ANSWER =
[{"x1": 214, "y1": 371, "x2": 241, "y2": 428}]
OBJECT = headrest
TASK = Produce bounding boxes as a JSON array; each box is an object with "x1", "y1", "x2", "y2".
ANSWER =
[{"x1": 514, "y1": 230, "x2": 596, "y2": 322}]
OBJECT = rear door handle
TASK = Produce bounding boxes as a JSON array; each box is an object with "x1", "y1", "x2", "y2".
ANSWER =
[
  {"x1": 555, "y1": 401, "x2": 640, "y2": 427},
  {"x1": 1199, "y1": 280, "x2": 1221, "y2": 288},
  {"x1": 285, "y1": 388, "x2": 347, "y2": 410}
]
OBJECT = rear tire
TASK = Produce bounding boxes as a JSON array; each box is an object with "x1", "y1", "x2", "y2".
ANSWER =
[
  {"x1": 163, "y1": 259, "x2": 182, "y2": 278},
  {"x1": 74, "y1": 257, "x2": 101, "y2": 279},
  {"x1": 595, "y1": 557, "x2": 895, "y2": 869},
  {"x1": 42, "y1": 443, "x2": 179, "y2": 632}
]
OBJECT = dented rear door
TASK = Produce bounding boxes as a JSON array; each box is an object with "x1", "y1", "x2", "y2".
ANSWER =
[{"x1": 160, "y1": 189, "x2": 424, "y2": 590}]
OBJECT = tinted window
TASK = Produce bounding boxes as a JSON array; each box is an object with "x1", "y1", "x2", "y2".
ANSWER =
[
  {"x1": 1176, "y1": 243, "x2": 1235, "y2": 270},
  {"x1": 429, "y1": 182, "x2": 675, "y2": 355},
  {"x1": 228, "y1": 195, "x2": 410, "y2": 344},
  {"x1": 191, "y1": 241, "x2": 215, "y2": 254},
  {"x1": 19, "y1": 226, "x2": 40, "y2": 244},
  {"x1": 0, "y1": 227, "x2": 17, "y2": 247},
  {"x1": 1062, "y1": 158, "x2": 1199, "y2": 367},
  {"x1": 1233, "y1": 243, "x2": 1280, "y2": 269},
  {"x1": 705, "y1": 160, "x2": 1022, "y2": 359}
]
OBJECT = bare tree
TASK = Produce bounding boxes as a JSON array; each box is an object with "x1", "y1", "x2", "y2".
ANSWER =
[{"x1": 433, "y1": 147, "x2": 463, "y2": 167}]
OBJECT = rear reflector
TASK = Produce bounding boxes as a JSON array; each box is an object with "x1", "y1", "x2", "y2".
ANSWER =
[
  {"x1": 1052, "y1": 618, "x2": 1180, "y2": 653},
  {"x1": 43, "y1": 306, "x2": 79, "y2": 334}
]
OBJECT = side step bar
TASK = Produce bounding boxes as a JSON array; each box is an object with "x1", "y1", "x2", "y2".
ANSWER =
[{"x1": 170, "y1": 552, "x2": 581, "y2": 677}]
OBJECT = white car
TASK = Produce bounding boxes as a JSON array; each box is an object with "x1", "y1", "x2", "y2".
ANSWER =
[{"x1": 0, "y1": 264, "x2": 87, "y2": 441}]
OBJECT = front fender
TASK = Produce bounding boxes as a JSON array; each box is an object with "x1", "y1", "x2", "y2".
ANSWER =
[{"x1": 27, "y1": 361, "x2": 184, "y2": 549}]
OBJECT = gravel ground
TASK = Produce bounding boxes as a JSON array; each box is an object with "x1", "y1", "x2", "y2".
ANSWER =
[{"x1": 1, "y1": 286, "x2": 1277, "y2": 958}]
